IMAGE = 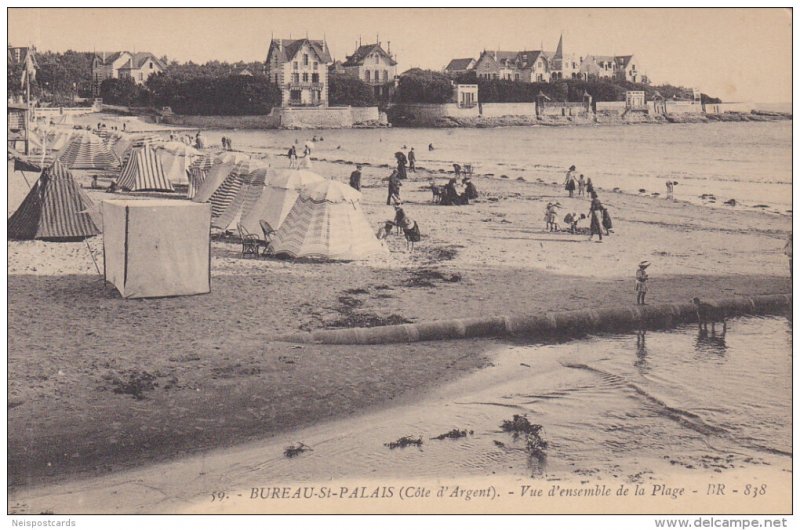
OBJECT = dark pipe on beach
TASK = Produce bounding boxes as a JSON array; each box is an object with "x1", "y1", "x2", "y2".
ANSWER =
[{"x1": 274, "y1": 294, "x2": 792, "y2": 345}]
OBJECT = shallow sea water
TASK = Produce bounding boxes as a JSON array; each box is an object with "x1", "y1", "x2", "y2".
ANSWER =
[
  {"x1": 246, "y1": 315, "x2": 791, "y2": 482},
  {"x1": 209, "y1": 121, "x2": 791, "y2": 213}
]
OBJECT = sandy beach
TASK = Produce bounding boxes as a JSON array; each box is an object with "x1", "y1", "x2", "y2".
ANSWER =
[{"x1": 7, "y1": 115, "x2": 792, "y2": 511}]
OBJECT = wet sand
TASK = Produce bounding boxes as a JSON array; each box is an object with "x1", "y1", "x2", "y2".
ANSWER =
[{"x1": 7, "y1": 116, "x2": 792, "y2": 511}]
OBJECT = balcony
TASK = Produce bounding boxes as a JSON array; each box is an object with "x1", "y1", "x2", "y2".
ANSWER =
[{"x1": 286, "y1": 81, "x2": 324, "y2": 90}]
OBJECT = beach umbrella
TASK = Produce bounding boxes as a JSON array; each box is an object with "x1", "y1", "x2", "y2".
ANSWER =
[{"x1": 271, "y1": 178, "x2": 387, "y2": 261}]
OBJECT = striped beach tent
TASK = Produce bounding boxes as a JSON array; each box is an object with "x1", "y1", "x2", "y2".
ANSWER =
[
  {"x1": 271, "y1": 178, "x2": 388, "y2": 261},
  {"x1": 8, "y1": 160, "x2": 101, "y2": 240},
  {"x1": 244, "y1": 168, "x2": 325, "y2": 232},
  {"x1": 192, "y1": 151, "x2": 251, "y2": 203},
  {"x1": 112, "y1": 132, "x2": 166, "y2": 165},
  {"x1": 187, "y1": 154, "x2": 215, "y2": 199},
  {"x1": 208, "y1": 158, "x2": 269, "y2": 226},
  {"x1": 211, "y1": 167, "x2": 268, "y2": 231},
  {"x1": 57, "y1": 131, "x2": 120, "y2": 170},
  {"x1": 117, "y1": 145, "x2": 175, "y2": 192}
]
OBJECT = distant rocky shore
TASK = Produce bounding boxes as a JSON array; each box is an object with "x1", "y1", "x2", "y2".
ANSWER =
[{"x1": 389, "y1": 110, "x2": 791, "y2": 128}]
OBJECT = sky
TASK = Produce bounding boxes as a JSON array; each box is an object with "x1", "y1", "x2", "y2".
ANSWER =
[{"x1": 7, "y1": 7, "x2": 793, "y2": 102}]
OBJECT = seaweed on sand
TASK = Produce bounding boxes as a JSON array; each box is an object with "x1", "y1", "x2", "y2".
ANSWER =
[
  {"x1": 431, "y1": 429, "x2": 473, "y2": 441},
  {"x1": 500, "y1": 414, "x2": 548, "y2": 461},
  {"x1": 284, "y1": 442, "x2": 311, "y2": 458},
  {"x1": 404, "y1": 269, "x2": 462, "y2": 288},
  {"x1": 105, "y1": 370, "x2": 158, "y2": 400},
  {"x1": 327, "y1": 313, "x2": 411, "y2": 328},
  {"x1": 385, "y1": 436, "x2": 423, "y2": 449}
]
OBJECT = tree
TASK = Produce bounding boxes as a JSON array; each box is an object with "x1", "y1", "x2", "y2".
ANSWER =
[
  {"x1": 328, "y1": 74, "x2": 377, "y2": 107},
  {"x1": 100, "y1": 77, "x2": 142, "y2": 106},
  {"x1": 397, "y1": 69, "x2": 453, "y2": 104}
]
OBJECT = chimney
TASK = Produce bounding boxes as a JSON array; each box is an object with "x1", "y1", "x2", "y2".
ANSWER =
[{"x1": 387, "y1": 41, "x2": 391, "y2": 55}]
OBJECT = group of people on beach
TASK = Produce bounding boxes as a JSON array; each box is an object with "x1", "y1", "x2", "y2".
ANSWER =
[
  {"x1": 287, "y1": 143, "x2": 313, "y2": 169},
  {"x1": 220, "y1": 136, "x2": 234, "y2": 151},
  {"x1": 563, "y1": 165, "x2": 594, "y2": 198},
  {"x1": 548, "y1": 164, "x2": 610, "y2": 241}
]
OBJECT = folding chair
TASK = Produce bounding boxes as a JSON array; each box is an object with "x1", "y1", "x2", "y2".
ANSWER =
[
  {"x1": 237, "y1": 223, "x2": 264, "y2": 258},
  {"x1": 259, "y1": 220, "x2": 276, "y2": 256}
]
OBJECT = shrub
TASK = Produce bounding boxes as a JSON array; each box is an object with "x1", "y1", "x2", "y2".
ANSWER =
[{"x1": 328, "y1": 74, "x2": 377, "y2": 107}]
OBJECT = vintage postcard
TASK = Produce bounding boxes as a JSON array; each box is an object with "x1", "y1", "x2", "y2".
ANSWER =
[{"x1": 5, "y1": 6, "x2": 793, "y2": 524}]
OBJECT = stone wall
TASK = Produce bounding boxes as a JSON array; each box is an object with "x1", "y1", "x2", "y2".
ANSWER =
[
  {"x1": 273, "y1": 107, "x2": 354, "y2": 128},
  {"x1": 480, "y1": 102, "x2": 537, "y2": 117},
  {"x1": 539, "y1": 102, "x2": 591, "y2": 117},
  {"x1": 665, "y1": 101, "x2": 702, "y2": 114},
  {"x1": 161, "y1": 106, "x2": 384, "y2": 129}
]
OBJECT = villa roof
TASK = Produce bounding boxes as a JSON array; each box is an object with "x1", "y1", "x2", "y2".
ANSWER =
[
  {"x1": 342, "y1": 43, "x2": 396, "y2": 67},
  {"x1": 445, "y1": 58, "x2": 475, "y2": 71},
  {"x1": 270, "y1": 38, "x2": 332, "y2": 64}
]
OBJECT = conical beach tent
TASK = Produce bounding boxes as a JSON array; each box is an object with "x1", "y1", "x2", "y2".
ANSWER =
[
  {"x1": 208, "y1": 158, "x2": 269, "y2": 226},
  {"x1": 187, "y1": 154, "x2": 215, "y2": 199},
  {"x1": 8, "y1": 160, "x2": 101, "y2": 240},
  {"x1": 57, "y1": 131, "x2": 120, "y2": 170},
  {"x1": 271, "y1": 178, "x2": 388, "y2": 261},
  {"x1": 156, "y1": 141, "x2": 199, "y2": 185},
  {"x1": 246, "y1": 168, "x2": 325, "y2": 232},
  {"x1": 117, "y1": 145, "x2": 175, "y2": 192},
  {"x1": 192, "y1": 152, "x2": 251, "y2": 203},
  {"x1": 211, "y1": 167, "x2": 268, "y2": 231}
]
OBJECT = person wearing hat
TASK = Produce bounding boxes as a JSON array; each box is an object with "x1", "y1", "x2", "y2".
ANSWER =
[
  {"x1": 635, "y1": 261, "x2": 650, "y2": 305},
  {"x1": 349, "y1": 164, "x2": 363, "y2": 191},
  {"x1": 564, "y1": 165, "x2": 577, "y2": 198}
]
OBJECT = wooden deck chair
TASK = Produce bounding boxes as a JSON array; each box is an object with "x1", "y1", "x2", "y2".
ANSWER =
[
  {"x1": 259, "y1": 220, "x2": 276, "y2": 256},
  {"x1": 237, "y1": 223, "x2": 264, "y2": 258}
]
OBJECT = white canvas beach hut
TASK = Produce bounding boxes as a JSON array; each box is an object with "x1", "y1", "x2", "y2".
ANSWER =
[
  {"x1": 244, "y1": 168, "x2": 325, "y2": 233},
  {"x1": 271, "y1": 178, "x2": 388, "y2": 261},
  {"x1": 102, "y1": 199, "x2": 211, "y2": 298}
]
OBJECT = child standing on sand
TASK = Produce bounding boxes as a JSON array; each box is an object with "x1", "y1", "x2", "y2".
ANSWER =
[
  {"x1": 635, "y1": 261, "x2": 650, "y2": 305},
  {"x1": 578, "y1": 174, "x2": 586, "y2": 197}
]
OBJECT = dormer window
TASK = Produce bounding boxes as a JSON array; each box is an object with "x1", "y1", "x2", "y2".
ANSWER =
[
  {"x1": 303, "y1": 54, "x2": 309, "y2": 66},
  {"x1": 293, "y1": 61, "x2": 298, "y2": 70}
]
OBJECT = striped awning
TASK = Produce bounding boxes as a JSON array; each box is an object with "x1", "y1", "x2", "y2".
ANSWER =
[
  {"x1": 8, "y1": 160, "x2": 101, "y2": 240},
  {"x1": 117, "y1": 145, "x2": 175, "y2": 192}
]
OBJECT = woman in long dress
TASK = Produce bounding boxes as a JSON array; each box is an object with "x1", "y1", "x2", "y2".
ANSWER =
[{"x1": 589, "y1": 192, "x2": 604, "y2": 242}]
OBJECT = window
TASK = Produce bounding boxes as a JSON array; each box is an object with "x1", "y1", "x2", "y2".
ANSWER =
[
  {"x1": 313, "y1": 62, "x2": 318, "y2": 70},
  {"x1": 492, "y1": 73, "x2": 498, "y2": 79},
  {"x1": 312, "y1": 73, "x2": 319, "y2": 83},
  {"x1": 303, "y1": 54, "x2": 309, "y2": 66},
  {"x1": 292, "y1": 73, "x2": 299, "y2": 83},
  {"x1": 375, "y1": 55, "x2": 379, "y2": 64},
  {"x1": 302, "y1": 72, "x2": 308, "y2": 82},
  {"x1": 515, "y1": 73, "x2": 520, "y2": 81},
  {"x1": 383, "y1": 70, "x2": 388, "y2": 82},
  {"x1": 365, "y1": 70, "x2": 371, "y2": 82},
  {"x1": 293, "y1": 61, "x2": 298, "y2": 70}
]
